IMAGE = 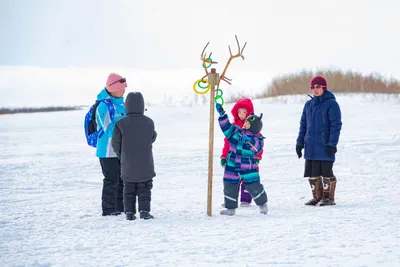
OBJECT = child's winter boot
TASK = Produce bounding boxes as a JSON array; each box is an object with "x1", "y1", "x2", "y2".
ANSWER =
[
  {"x1": 320, "y1": 177, "x2": 337, "y2": 206},
  {"x1": 140, "y1": 211, "x2": 154, "y2": 220},
  {"x1": 220, "y1": 209, "x2": 236, "y2": 216},
  {"x1": 258, "y1": 202, "x2": 268, "y2": 214},
  {"x1": 125, "y1": 212, "x2": 136, "y2": 220},
  {"x1": 305, "y1": 176, "x2": 323, "y2": 205}
]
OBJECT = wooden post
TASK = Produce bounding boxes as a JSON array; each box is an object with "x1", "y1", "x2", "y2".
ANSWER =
[{"x1": 207, "y1": 68, "x2": 217, "y2": 216}]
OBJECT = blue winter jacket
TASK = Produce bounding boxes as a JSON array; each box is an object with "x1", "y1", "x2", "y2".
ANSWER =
[
  {"x1": 296, "y1": 90, "x2": 342, "y2": 161},
  {"x1": 95, "y1": 88, "x2": 126, "y2": 158}
]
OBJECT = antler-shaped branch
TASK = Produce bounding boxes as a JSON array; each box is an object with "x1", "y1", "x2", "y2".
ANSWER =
[
  {"x1": 200, "y1": 42, "x2": 218, "y2": 81},
  {"x1": 217, "y1": 35, "x2": 247, "y2": 89}
]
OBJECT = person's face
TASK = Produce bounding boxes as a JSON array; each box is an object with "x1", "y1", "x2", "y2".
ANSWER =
[
  {"x1": 238, "y1": 108, "x2": 248, "y2": 120},
  {"x1": 111, "y1": 88, "x2": 125, "y2": 98},
  {"x1": 310, "y1": 84, "x2": 324, "y2": 96},
  {"x1": 243, "y1": 120, "x2": 251, "y2": 129}
]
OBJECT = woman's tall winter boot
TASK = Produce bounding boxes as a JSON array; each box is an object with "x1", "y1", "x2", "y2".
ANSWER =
[
  {"x1": 305, "y1": 176, "x2": 323, "y2": 205},
  {"x1": 320, "y1": 177, "x2": 337, "y2": 206}
]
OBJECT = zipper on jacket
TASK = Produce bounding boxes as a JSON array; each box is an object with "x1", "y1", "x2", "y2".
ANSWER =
[{"x1": 322, "y1": 112, "x2": 325, "y2": 123}]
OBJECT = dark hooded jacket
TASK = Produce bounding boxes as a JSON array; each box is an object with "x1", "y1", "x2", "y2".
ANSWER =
[{"x1": 112, "y1": 92, "x2": 157, "y2": 182}]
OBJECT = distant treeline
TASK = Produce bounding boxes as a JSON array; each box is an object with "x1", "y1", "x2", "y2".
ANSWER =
[
  {"x1": 261, "y1": 69, "x2": 400, "y2": 98},
  {"x1": 0, "y1": 106, "x2": 83, "y2": 115},
  {"x1": 226, "y1": 69, "x2": 400, "y2": 103}
]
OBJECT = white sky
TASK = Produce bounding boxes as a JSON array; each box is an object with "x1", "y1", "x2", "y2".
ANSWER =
[{"x1": 1, "y1": 0, "x2": 400, "y2": 78}]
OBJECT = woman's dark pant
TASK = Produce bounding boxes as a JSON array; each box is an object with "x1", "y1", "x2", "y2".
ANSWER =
[{"x1": 99, "y1": 158, "x2": 124, "y2": 215}]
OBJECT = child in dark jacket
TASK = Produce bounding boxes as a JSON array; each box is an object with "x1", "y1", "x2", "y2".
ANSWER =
[
  {"x1": 112, "y1": 92, "x2": 157, "y2": 220},
  {"x1": 216, "y1": 103, "x2": 268, "y2": 216},
  {"x1": 220, "y1": 98, "x2": 264, "y2": 207}
]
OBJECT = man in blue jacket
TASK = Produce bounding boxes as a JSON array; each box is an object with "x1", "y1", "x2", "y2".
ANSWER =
[{"x1": 296, "y1": 76, "x2": 342, "y2": 206}]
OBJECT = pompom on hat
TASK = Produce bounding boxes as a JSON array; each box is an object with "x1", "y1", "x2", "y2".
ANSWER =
[
  {"x1": 106, "y1": 73, "x2": 127, "y2": 93},
  {"x1": 310, "y1": 76, "x2": 327, "y2": 91}
]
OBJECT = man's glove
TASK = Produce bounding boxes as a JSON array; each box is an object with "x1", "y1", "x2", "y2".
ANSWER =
[
  {"x1": 296, "y1": 146, "x2": 303, "y2": 158},
  {"x1": 220, "y1": 158, "x2": 227, "y2": 167},
  {"x1": 216, "y1": 103, "x2": 225, "y2": 116},
  {"x1": 327, "y1": 146, "x2": 337, "y2": 156}
]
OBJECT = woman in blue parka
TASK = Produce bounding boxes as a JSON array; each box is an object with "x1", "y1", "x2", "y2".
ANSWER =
[{"x1": 296, "y1": 76, "x2": 342, "y2": 206}]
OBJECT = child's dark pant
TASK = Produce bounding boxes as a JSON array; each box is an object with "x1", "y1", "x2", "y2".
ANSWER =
[{"x1": 123, "y1": 179, "x2": 153, "y2": 214}]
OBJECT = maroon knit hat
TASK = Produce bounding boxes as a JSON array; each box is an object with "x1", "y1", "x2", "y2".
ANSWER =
[{"x1": 310, "y1": 76, "x2": 327, "y2": 91}]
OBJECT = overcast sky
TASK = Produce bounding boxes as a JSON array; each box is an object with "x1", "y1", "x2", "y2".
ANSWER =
[{"x1": 1, "y1": 0, "x2": 399, "y2": 78}]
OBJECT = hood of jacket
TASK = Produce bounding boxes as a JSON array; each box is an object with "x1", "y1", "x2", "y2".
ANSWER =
[
  {"x1": 231, "y1": 98, "x2": 254, "y2": 126},
  {"x1": 126, "y1": 92, "x2": 145, "y2": 115},
  {"x1": 96, "y1": 88, "x2": 124, "y2": 104}
]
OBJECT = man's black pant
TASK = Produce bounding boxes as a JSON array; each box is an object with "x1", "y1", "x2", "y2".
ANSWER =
[
  {"x1": 99, "y1": 158, "x2": 124, "y2": 215},
  {"x1": 124, "y1": 179, "x2": 153, "y2": 214}
]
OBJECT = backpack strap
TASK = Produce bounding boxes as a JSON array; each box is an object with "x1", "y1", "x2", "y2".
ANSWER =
[
  {"x1": 93, "y1": 99, "x2": 116, "y2": 139},
  {"x1": 92, "y1": 99, "x2": 115, "y2": 121},
  {"x1": 91, "y1": 100, "x2": 103, "y2": 124}
]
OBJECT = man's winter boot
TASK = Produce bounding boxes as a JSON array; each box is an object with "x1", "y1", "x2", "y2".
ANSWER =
[
  {"x1": 140, "y1": 211, "x2": 154, "y2": 220},
  {"x1": 305, "y1": 176, "x2": 323, "y2": 205},
  {"x1": 220, "y1": 209, "x2": 236, "y2": 216},
  {"x1": 259, "y1": 202, "x2": 268, "y2": 214},
  {"x1": 320, "y1": 177, "x2": 337, "y2": 206},
  {"x1": 125, "y1": 212, "x2": 136, "y2": 220}
]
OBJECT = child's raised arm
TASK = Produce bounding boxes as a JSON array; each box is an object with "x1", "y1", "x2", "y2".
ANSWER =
[{"x1": 216, "y1": 104, "x2": 236, "y2": 139}]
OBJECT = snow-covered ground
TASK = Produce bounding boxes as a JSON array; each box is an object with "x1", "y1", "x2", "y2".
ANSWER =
[{"x1": 1, "y1": 82, "x2": 399, "y2": 266}]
